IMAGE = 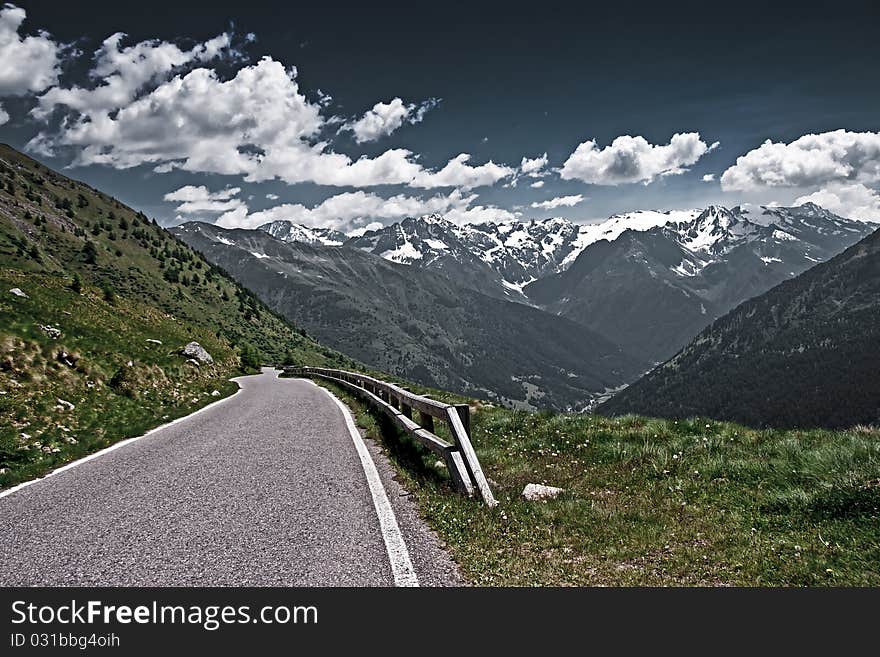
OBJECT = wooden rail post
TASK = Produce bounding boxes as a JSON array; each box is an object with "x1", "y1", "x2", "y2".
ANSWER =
[
  {"x1": 454, "y1": 404, "x2": 471, "y2": 439},
  {"x1": 446, "y1": 407, "x2": 496, "y2": 507},
  {"x1": 419, "y1": 411, "x2": 435, "y2": 433}
]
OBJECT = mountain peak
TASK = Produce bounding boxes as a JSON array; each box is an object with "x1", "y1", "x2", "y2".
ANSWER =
[{"x1": 258, "y1": 220, "x2": 346, "y2": 246}]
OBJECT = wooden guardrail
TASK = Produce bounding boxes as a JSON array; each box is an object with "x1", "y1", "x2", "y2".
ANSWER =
[{"x1": 286, "y1": 366, "x2": 496, "y2": 507}]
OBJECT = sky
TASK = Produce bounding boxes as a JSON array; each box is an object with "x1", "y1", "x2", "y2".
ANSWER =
[{"x1": 0, "y1": 0, "x2": 879, "y2": 232}]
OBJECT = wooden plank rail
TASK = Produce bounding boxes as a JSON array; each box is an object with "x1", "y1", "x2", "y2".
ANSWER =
[{"x1": 286, "y1": 366, "x2": 497, "y2": 506}]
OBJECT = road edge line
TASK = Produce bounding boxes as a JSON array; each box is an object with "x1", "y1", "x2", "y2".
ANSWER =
[
  {"x1": 307, "y1": 380, "x2": 420, "y2": 587},
  {"x1": 0, "y1": 383, "x2": 243, "y2": 501}
]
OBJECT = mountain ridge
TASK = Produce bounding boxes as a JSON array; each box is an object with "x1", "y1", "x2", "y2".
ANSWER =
[{"x1": 598, "y1": 223, "x2": 880, "y2": 428}]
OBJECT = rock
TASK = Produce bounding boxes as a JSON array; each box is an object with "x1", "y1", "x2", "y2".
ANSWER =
[
  {"x1": 9, "y1": 288, "x2": 28, "y2": 298},
  {"x1": 185, "y1": 358, "x2": 200, "y2": 367},
  {"x1": 56, "y1": 350, "x2": 78, "y2": 368},
  {"x1": 38, "y1": 324, "x2": 62, "y2": 339},
  {"x1": 433, "y1": 460, "x2": 447, "y2": 470},
  {"x1": 146, "y1": 339, "x2": 162, "y2": 344},
  {"x1": 180, "y1": 341, "x2": 213, "y2": 364},
  {"x1": 522, "y1": 483, "x2": 564, "y2": 501},
  {"x1": 211, "y1": 390, "x2": 221, "y2": 397},
  {"x1": 55, "y1": 398, "x2": 75, "y2": 411}
]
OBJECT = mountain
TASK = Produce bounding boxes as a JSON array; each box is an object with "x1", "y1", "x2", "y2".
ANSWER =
[
  {"x1": 259, "y1": 220, "x2": 347, "y2": 246},
  {"x1": 342, "y1": 210, "x2": 701, "y2": 300},
  {"x1": 0, "y1": 143, "x2": 342, "y2": 488},
  {"x1": 257, "y1": 205, "x2": 870, "y2": 366},
  {"x1": 599, "y1": 224, "x2": 880, "y2": 429},
  {"x1": 524, "y1": 204, "x2": 872, "y2": 363},
  {"x1": 172, "y1": 221, "x2": 646, "y2": 410}
]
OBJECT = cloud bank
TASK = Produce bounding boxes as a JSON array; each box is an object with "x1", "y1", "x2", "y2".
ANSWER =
[
  {"x1": 721, "y1": 130, "x2": 880, "y2": 191},
  {"x1": 166, "y1": 186, "x2": 517, "y2": 231}
]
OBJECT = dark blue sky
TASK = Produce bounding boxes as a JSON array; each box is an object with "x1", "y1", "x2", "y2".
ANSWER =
[{"x1": 2, "y1": 0, "x2": 879, "y2": 227}]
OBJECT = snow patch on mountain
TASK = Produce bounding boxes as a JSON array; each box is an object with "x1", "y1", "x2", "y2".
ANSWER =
[{"x1": 259, "y1": 220, "x2": 346, "y2": 246}]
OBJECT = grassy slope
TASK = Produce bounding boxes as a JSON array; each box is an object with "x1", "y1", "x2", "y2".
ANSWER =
[
  {"x1": 326, "y1": 382, "x2": 879, "y2": 586},
  {"x1": 0, "y1": 144, "x2": 349, "y2": 488}
]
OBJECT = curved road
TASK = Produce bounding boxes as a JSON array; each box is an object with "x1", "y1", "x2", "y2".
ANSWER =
[{"x1": 0, "y1": 369, "x2": 463, "y2": 586}]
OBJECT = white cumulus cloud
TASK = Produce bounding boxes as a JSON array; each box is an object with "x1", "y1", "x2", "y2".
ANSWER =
[
  {"x1": 0, "y1": 4, "x2": 61, "y2": 97},
  {"x1": 164, "y1": 184, "x2": 245, "y2": 214},
  {"x1": 0, "y1": 103, "x2": 8, "y2": 125},
  {"x1": 794, "y1": 182, "x2": 880, "y2": 222},
  {"x1": 560, "y1": 133, "x2": 716, "y2": 185},
  {"x1": 345, "y1": 97, "x2": 439, "y2": 143},
  {"x1": 412, "y1": 153, "x2": 514, "y2": 189},
  {"x1": 720, "y1": 130, "x2": 880, "y2": 191},
  {"x1": 702, "y1": 173, "x2": 715, "y2": 182},
  {"x1": 214, "y1": 188, "x2": 516, "y2": 231},
  {"x1": 530, "y1": 180, "x2": 544, "y2": 188},
  {"x1": 33, "y1": 30, "x2": 237, "y2": 121},
  {"x1": 29, "y1": 55, "x2": 512, "y2": 190},
  {"x1": 530, "y1": 194, "x2": 585, "y2": 210},
  {"x1": 520, "y1": 153, "x2": 549, "y2": 177}
]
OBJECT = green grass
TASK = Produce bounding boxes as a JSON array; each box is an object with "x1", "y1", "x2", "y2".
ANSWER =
[{"x1": 322, "y1": 381, "x2": 880, "y2": 586}]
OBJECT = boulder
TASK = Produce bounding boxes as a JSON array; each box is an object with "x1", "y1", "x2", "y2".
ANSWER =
[
  {"x1": 56, "y1": 350, "x2": 79, "y2": 368},
  {"x1": 522, "y1": 483, "x2": 564, "y2": 501},
  {"x1": 180, "y1": 341, "x2": 213, "y2": 364},
  {"x1": 38, "y1": 324, "x2": 62, "y2": 339},
  {"x1": 55, "y1": 398, "x2": 75, "y2": 411},
  {"x1": 9, "y1": 288, "x2": 28, "y2": 298},
  {"x1": 211, "y1": 390, "x2": 221, "y2": 397}
]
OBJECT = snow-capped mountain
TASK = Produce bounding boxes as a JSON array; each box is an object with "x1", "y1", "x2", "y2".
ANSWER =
[
  {"x1": 251, "y1": 203, "x2": 872, "y2": 365},
  {"x1": 344, "y1": 209, "x2": 703, "y2": 299},
  {"x1": 259, "y1": 220, "x2": 347, "y2": 246},
  {"x1": 526, "y1": 203, "x2": 873, "y2": 363}
]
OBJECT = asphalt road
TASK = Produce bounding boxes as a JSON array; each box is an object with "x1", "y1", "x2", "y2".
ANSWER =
[{"x1": 0, "y1": 368, "x2": 463, "y2": 586}]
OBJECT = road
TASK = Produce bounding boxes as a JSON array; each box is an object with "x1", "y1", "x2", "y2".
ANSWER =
[{"x1": 0, "y1": 368, "x2": 463, "y2": 586}]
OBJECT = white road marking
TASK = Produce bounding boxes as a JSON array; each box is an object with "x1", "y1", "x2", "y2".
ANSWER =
[
  {"x1": 309, "y1": 380, "x2": 420, "y2": 587},
  {"x1": 0, "y1": 385, "x2": 243, "y2": 501}
]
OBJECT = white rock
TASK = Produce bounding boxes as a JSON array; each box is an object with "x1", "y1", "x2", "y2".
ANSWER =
[
  {"x1": 180, "y1": 341, "x2": 213, "y2": 364},
  {"x1": 211, "y1": 390, "x2": 221, "y2": 397},
  {"x1": 146, "y1": 339, "x2": 162, "y2": 344},
  {"x1": 56, "y1": 398, "x2": 75, "y2": 411},
  {"x1": 38, "y1": 324, "x2": 62, "y2": 339},
  {"x1": 522, "y1": 483, "x2": 564, "y2": 501},
  {"x1": 433, "y1": 460, "x2": 447, "y2": 470},
  {"x1": 9, "y1": 288, "x2": 28, "y2": 298}
]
